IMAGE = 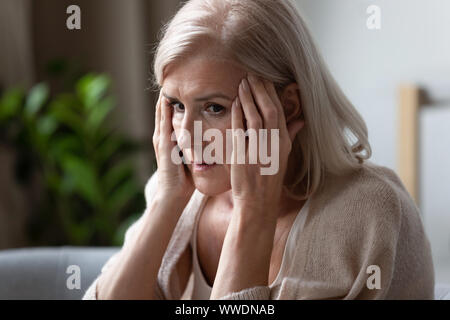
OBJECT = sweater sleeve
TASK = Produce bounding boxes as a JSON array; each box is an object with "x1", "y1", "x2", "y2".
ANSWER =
[
  {"x1": 346, "y1": 172, "x2": 434, "y2": 299},
  {"x1": 82, "y1": 171, "x2": 164, "y2": 300},
  {"x1": 279, "y1": 166, "x2": 430, "y2": 300},
  {"x1": 326, "y1": 172, "x2": 433, "y2": 299},
  {"x1": 218, "y1": 286, "x2": 271, "y2": 300}
]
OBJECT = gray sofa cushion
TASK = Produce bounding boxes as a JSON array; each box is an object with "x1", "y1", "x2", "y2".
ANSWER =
[
  {"x1": 0, "y1": 246, "x2": 119, "y2": 300},
  {"x1": 435, "y1": 284, "x2": 450, "y2": 300},
  {"x1": 0, "y1": 246, "x2": 449, "y2": 300}
]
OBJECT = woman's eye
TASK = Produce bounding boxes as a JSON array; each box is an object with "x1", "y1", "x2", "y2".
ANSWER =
[
  {"x1": 170, "y1": 101, "x2": 185, "y2": 112},
  {"x1": 206, "y1": 104, "x2": 225, "y2": 114}
]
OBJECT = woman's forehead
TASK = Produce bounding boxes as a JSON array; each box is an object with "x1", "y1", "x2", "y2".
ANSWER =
[{"x1": 163, "y1": 56, "x2": 245, "y2": 99}]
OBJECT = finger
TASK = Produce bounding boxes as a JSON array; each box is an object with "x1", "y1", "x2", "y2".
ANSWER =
[
  {"x1": 154, "y1": 90, "x2": 162, "y2": 138},
  {"x1": 232, "y1": 96, "x2": 245, "y2": 130},
  {"x1": 239, "y1": 78, "x2": 263, "y2": 131},
  {"x1": 247, "y1": 74, "x2": 278, "y2": 129},
  {"x1": 262, "y1": 79, "x2": 288, "y2": 135},
  {"x1": 160, "y1": 96, "x2": 173, "y2": 144},
  {"x1": 231, "y1": 96, "x2": 246, "y2": 166}
]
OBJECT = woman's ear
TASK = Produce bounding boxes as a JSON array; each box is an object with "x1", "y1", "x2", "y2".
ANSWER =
[{"x1": 280, "y1": 83, "x2": 302, "y2": 123}]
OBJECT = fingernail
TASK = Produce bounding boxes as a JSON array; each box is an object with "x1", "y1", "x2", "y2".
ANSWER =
[
  {"x1": 239, "y1": 79, "x2": 244, "y2": 92},
  {"x1": 242, "y1": 78, "x2": 249, "y2": 91}
]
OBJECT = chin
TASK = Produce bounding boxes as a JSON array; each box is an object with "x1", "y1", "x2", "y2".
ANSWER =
[{"x1": 192, "y1": 175, "x2": 231, "y2": 196}]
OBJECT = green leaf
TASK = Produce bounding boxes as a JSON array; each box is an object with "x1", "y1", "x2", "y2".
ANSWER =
[
  {"x1": 102, "y1": 160, "x2": 134, "y2": 194},
  {"x1": 76, "y1": 74, "x2": 111, "y2": 110},
  {"x1": 105, "y1": 178, "x2": 139, "y2": 216},
  {"x1": 61, "y1": 155, "x2": 101, "y2": 205},
  {"x1": 44, "y1": 170, "x2": 62, "y2": 194},
  {"x1": 86, "y1": 95, "x2": 115, "y2": 130},
  {"x1": 60, "y1": 172, "x2": 76, "y2": 194},
  {"x1": 25, "y1": 83, "x2": 49, "y2": 118},
  {"x1": 48, "y1": 135, "x2": 83, "y2": 160},
  {"x1": 49, "y1": 95, "x2": 84, "y2": 133},
  {"x1": 96, "y1": 134, "x2": 123, "y2": 163},
  {"x1": 0, "y1": 88, "x2": 24, "y2": 121},
  {"x1": 36, "y1": 115, "x2": 58, "y2": 137}
]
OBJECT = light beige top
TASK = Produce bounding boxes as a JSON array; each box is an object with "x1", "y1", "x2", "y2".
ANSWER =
[
  {"x1": 190, "y1": 200, "x2": 213, "y2": 299},
  {"x1": 83, "y1": 161, "x2": 435, "y2": 300}
]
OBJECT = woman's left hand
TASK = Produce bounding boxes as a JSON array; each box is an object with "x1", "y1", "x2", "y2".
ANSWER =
[
  {"x1": 210, "y1": 75, "x2": 305, "y2": 299},
  {"x1": 230, "y1": 74, "x2": 305, "y2": 218}
]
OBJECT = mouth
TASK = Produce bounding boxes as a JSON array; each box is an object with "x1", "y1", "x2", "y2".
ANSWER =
[{"x1": 192, "y1": 162, "x2": 217, "y2": 172}]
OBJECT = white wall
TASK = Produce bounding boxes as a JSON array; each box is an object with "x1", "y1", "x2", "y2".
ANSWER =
[{"x1": 295, "y1": 0, "x2": 450, "y2": 283}]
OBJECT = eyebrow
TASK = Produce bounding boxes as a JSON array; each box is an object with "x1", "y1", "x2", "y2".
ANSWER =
[{"x1": 162, "y1": 92, "x2": 232, "y2": 102}]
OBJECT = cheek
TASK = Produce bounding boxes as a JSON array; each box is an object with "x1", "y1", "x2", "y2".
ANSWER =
[
  {"x1": 172, "y1": 116, "x2": 185, "y2": 142},
  {"x1": 205, "y1": 125, "x2": 231, "y2": 163},
  {"x1": 172, "y1": 114, "x2": 182, "y2": 129},
  {"x1": 208, "y1": 118, "x2": 232, "y2": 164},
  {"x1": 205, "y1": 114, "x2": 232, "y2": 131},
  {"x1": 203, "y1": 116, "x2": 231, "y2": 138}
]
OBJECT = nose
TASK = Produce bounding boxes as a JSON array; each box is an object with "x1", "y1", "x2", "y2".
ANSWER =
[
  {"x1": 177, "y1": 113, "x2": 203, "y2": 164},
  {"x1": 178, "y1": 113, "x2": 194, "y2": 148}
]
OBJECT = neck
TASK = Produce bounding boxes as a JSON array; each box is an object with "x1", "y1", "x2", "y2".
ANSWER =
[{"x1": 211, "y1": 188, "x2": 304, "y2": 219}]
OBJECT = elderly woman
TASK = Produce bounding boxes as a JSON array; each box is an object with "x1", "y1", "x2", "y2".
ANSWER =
[{"x1": 83, "y1": 0, "x2": 434, "y2": 300}]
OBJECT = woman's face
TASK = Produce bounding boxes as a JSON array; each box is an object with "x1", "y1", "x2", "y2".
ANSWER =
[{"x1": 161, "y1": 54, "x2": 246, "y2": 196}]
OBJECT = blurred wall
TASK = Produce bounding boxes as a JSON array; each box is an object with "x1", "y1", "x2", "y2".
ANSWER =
[
  {"x1": 0, "y1": 0, "x2": 36, "y2": 249},
  {"x1": 296, "y1": 0, "x2": 450, "y2": 282},
  {"x1": 0, "y1": 0, "x2": 35, "y2": 89}
]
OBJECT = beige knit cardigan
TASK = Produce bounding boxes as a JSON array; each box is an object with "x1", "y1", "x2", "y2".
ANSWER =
[{"x1": 83, "y1": 161, "x2": 434, "y2": 300}]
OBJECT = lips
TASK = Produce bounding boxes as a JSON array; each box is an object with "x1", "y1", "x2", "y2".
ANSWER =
[{"x1": 193, "y1": 162, "x2": 216, "y2": 171}]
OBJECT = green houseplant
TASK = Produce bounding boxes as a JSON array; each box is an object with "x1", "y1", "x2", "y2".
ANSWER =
[{"x1": 0, "y1": 73, "x2": 146, "y2": 246}]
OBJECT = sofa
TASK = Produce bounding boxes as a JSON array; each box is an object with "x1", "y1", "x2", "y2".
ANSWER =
[
  {"x1": 0, "y1": 247, "x2": 449, "y2": 300},
  {"x1": 0, "y1": 247, "x2": 118, "y2": 299}
]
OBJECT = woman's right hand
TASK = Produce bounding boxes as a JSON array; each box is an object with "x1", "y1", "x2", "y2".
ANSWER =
[{"x1": 152, "y1": 90, "x2": 195, "y2": 203}]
